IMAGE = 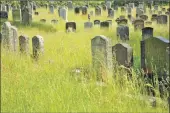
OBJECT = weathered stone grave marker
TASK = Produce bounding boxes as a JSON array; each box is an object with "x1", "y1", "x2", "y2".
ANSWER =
[
  {"x1": 84, "y1": 22, "x2": 93, "y2": 29},
  {"x1": 60, "y1": 7, "x2": 68, "y2": 21},
  {"x1": 157, "y1": 15, "x2": 167, "y2": 24},
  {"x1": 107, "y1": 8, "x2": 114, "y2": 18},
  {"x1": 142, "y1": 27, "x2": 153, "y2": 40},
  {"x1": 74, "y1": 7, "x2": 80, "y2": 14},
  {"x1": 94, "y1": 20, "x2": 100, "y2": 25},
  {"x1": 134, "y1": 19, "x2": 144, "y2": 30},
  {"x1": 82, "y1": 6, "x2": 87, "y2": 15},
  {"x1": 95, "y1": 6, "x2": 102, "y2": 16},
  {"x1": 19, "y1": 35, "x2": 29, "y2": 54},
  {"x1": 100, "y1": 21, "x2": 110, "y2": 29},
  {"x1": 117, "y1": 25, "x2": 129, "y2": 41},
  {"x1": 66, "y1": 22, "x2": 76, "y2": 32},
  {"x1": 12, "y1": 9, "x2": 21, "y2": 22},
  {"x1": 0, "y1": 11, "x2": 8, "y2": 19}
]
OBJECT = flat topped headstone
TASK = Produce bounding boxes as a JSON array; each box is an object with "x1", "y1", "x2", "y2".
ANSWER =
[
  {"x1": 66, "y1": 22, "x2": 76, "y2": 32},
  {"x1": 0, "y1": 11, "x2": 8, "y2": 19},
  {"x1": 142, "y1": 27, "x2": 153, "y2": 40},
  {"x1": 84, "y1": 22, "x2": 93, "y2": 29},
  {"x1": 117, "y1": 25, "x2": 129, "y2": 41},
  {"x1": 134, "y1": 19, "x2": 144, "y2": 30}
]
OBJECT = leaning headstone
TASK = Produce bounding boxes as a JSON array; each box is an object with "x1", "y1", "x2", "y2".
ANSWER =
[
  {"x1": 157, "y1": 15, "x2": 167, "y2": 24},
  {"x1": 142, "y1": 27, "x2": 153, "y2": 40},
  {"x1": 108, "y1": 8, "x2": 114, "y2": 18},
  {"x1": 66, "y1": 22, "x2": 76, "y2": 32},
  {"x1": 95, "y1": 6, "x2": 102, "y2": 16},
  {"x1": 91, "y1": 35, "x2": 112, "y2": 81},
  {"x1": 117, "y1": 25, "x2": 129, "y2": 41},
  {"x1": 100, "y1": 21, "x2": 110, "y2": 29},
  {"x1": 32, "y1": 35, "x2": 44, "y2": 60},
  {"x1": 1, "y1": 22, "x2": 12, "y2": 50},
  {"x1": 134, "y1": 19, "x2": 144, "y2": 31},
  {"x1": 84, "y1": 22, "x2": 93, "y2": 29},
  {"x1": 112, "y1": 43, "x2": 133, "y2": 67},
  {"x1": 94, "y1": 20, "x2": 100, "y2": 25},
  {"x1": 0, "y1": 11, "x2": 8, "y2": 19},
  {"x1": 19, "y1": 35, "x2": 29, "y2": 54},
  {"x1": 68, "y1": 1, "x2": 73, "y2": 10},
  {"x1": 12, "y1": 9, "x2": 21, "y2": 22},
  {"x1": 82, "y1": 6, "x2": 87, "y2": 15},
  {"x1": 49, "y1": 5, "x2": 54, "y2": 14},
  {"x1": 60, "y1": 8, "x2": 68, "y2": 21}
]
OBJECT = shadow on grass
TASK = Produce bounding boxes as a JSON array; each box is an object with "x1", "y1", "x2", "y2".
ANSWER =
[{"x1": 0, "y1": 20, "x2": 57, "y2": 32}]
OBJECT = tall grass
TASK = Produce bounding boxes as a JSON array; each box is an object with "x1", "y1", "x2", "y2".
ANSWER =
[{"x1": 1, "y1": 7, "x2": 169, "y2": 112}]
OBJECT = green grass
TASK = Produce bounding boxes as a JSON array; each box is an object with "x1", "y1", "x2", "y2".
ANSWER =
[{"x1": 1, "y1": 7, "x2": 169, "y2": 112}]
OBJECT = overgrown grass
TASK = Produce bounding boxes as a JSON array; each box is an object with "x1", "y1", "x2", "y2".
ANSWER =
[{"x1": 1, "y1": 7, "x2": 169, "y2": 112}]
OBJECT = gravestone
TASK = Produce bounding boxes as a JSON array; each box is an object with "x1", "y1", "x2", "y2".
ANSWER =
[
  {"x1": 117, "y1": 25, "x2": 129, "y2": 41},
  {"x1": 106, "y1": 20, "x2": 112, "y2": 26},
  {"x1": 100, "y1": 21, "x2": 110, "y2": 29},
  {"x1": 32, "y1": 35, "x2": 44, "y2": 59},
  {"x1": 121, "y1": 6, "x2": 125, "y2": 12},
  {"x1": 95, "y1": 6, "x2": 102, "y2": 16},
  {"x1": 142, "y1": 27, "x2": 153, "y2": 40},
  {"x1": 108, "y1": 8, "x2": 114, "y2": 18},
  {"x1": 12, "y1": 9, "x2": 21, "y2": 22},
  {"x1": 129, "y1": 3, "x2": 134, "y2": 8},
  {"x1": 66, "y1": 22, "x2": 76, "y2": 32},
  {"x1": 162, "y1": 8, "x2": 166, "y2": 12},
  {"x1": 68, "y1": 1, "x2": 73, "y2": 10},
  {"x1": 139, "y1": 14, "x2": 148, "y2": 21},
  {"x1": 60, "y1": 8, "x2": 67, "y2": 21},
  {"x1": 40, "y1": 19, "x2": 46, "y2": 23},
  {"x1": 102, "y1": 4, "x2": 107, "y2": 11},
  {"x1": 34, "y1": 12, "x2": 39, "y2": 15},
  {"x1": 5, "y1": 4, "x2": 10, "y2": 12},
  {"x1": 127, "y1": 7, "x2": 132, "y2": 14},
  {"x1": 154, "y1": 5, "x2": 158, "y2": 10},
  {"x1": 140, "y1": 36, "x2": 169, "y2": 77},
  {"x1": 94, "y1": 20, "x2": 100, "y2": 25},
  {"x1": 114, "y1": 5, "x2": 118, "y2": 10},
  {"x1": 51, "y1": 19, "x2": 58, "y2": 24},
  {"x1": 116, "y1": 18, "x2": 128, "y2": 25},
  {"x1": 0, "y1": 4, "x2": 7, "y2": 11},
  {"x1": 11, "y1": 26, "x2": 18, "y2": 51},
  {"x1": 151, "y1": 14, "x2": 158, "y2": 21},
  {"x1": 134, "y1": 19, "x2": 144, "y2": 30},
  {"x1": 145, "y1": 21, "x2": 152, "y2": 25},
  {"x1": 136, "y1": 8, "x2": 144, "y2": 17},
  {"x1": 106, "y1": 1, "x2": 111, "y2": 9},
  {"x1": 0, "y1": 11, "x2": 8, "y2": 19},
  {"x1": 19, "y1": 35, "x2": 29, "y2": 54},
  {"x1": 91, "y1": 35, "x2": 112, "y2": 81},
  {"x1": 127, "y1": 14, "x2": 131, "y2": 20},
  {"x1": 157, "y1": 15, "x2": 167, "y2": 24},
  {"x1": 1, "y1": 22, "x2": 12, "y2": 49},
  {"x1": 74, "y1": 7, "x2": 80, "y2": 14},
  {"x1": 82, "y1": 6, "x2": 87, "y2": 15},
  {"x1": 49, "y1": 5, "x2": 54, "y2": 14},
  {"x1": 84, "y1": 22, "x2": 93, "y2": 29},
  {"x1": 112, "y1": 43, "x2": 133, "y2": 67},
  {"x1": 158, "y1": 11, "x2": 162, "y2": 15}
]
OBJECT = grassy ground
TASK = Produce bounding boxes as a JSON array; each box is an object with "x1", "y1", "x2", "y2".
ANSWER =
[{"x1": 1, "y1": 7, "x2": 169, "y2": 112}]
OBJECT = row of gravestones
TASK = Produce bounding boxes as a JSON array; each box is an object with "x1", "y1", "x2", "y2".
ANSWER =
[{"x1": 0, "y1": 22, "x2": 44, "y2": 60}]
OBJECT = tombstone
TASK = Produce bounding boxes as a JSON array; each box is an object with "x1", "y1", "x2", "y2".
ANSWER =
[
  {"x1": 91, "y1": 35, "x2": 112, "y2": 81},
  {"x1": 112, "y1": 43, "x2": 133, "y2": 67},
  {"x1": 106, "y1": 1, "x2": 111, "y2": 9},
  {"x1": 119, "y1": 15, "x2": 125, "y2": 20},
  {"x1": 102, "y1": 4, "x2": 107, "y2": 11},
  {"x1": 66, "y1": 22, "x2": 76, "y2": 32},
  {"x1": 60, "y1": 8, "x2": 68, "y2": 21},
  {"x1": 140, "y1": 36, "x2": 169, "y2": 77},
  {"x1": 74, "y1": 7, "x2": 80, "y2": 14},
  {"x1": 49, "y1": 5, "x2": 54, "y2": 14},
  {"x1": 116, "y1": 18, "x2": 128, "y2": 25},
  {"x1": 107, "y1": 8, "x2": 114, "y2": 18},
  {"x1": 95, "y1": 6, "x2": 102, "y2": 16},
  {"x1": 34, "y1": 11, "x2": 39, "y2": 15},
  {"x1": 100, "y1": 21, "x2": 110, "y2": 29},
  {"x1": 121, "y1": 6, "x2": 125, "y2": 12},
  {"x1": 84, "y1": 22, "x2": 93, "y2": 29},
  {"x1": 1, "y1": 22, "x2": 12, "y2": 49},
  {"x1": 33, "y1": 4, "x2": 36, "y2": 11},
  {"x1": 129, "y1": 3, "x2": 135, "y2": 9},
  {"x1": 157, "y1": 15, "x2": 167, "y2": 24},
  {"x1": 19, "y1": 35, "x2": 29, "y2": 54},
  {"x1": 142, "y1": 27, "x2": 153, "y2": 40},
  {"x1": 158, "y1": 11, "x2": 162, "y2": 15},
  {"x1": 51, "y1": 19, "x2": 58, "y2": 24},
  {"x1": 94, "y1": 20, "x2": 100, "y2": 25},
  {"x1": 127, "y1": 7, "x2": 132, "y2": 14},
  {"x1": 1, "y1": 4, "x2": 7, "y2": 11},
  {"x1": 106, "y1": 20, "x2": 112, "y2": 26},
  {"x1": 154, "y1": 5, "x2": 158, "y2": 10},
  {"x1": 162, "y1": 8, "x2": 166, "y2": 12},
  {"x1": 145, "y1": 21, "x2": 152, "y2": 25},
  {"x1": 67, "y1": 1, "x2": 73, "y2": 10},
  {"x1": 136, "y1": 8, "x2": 144, "y2": 17},
  {"x1": 11, "y1": 26, "x2": 18, "y2": 51},
  {"x1": 5, "y1": 4, "x2": 10, "y2": 12},
  {"x1": 32, "y1": 35, "x2": 44, "y2": 59},
  {"x1": 139, "y1": 14, "x2": 148, "y2": 21},
  {"x1": 127, "y1": 14, "x2": 132, "y2": 20},
  {"x1": 12, "y1": 9, "x2": 21, "y2": 22},
  {"x1": 134, "y1": 19, "x2": 144, "y2": 30},
  {"x1": 82, "y1": 6, "x2": 87, "y2": 15},
  {"x1": 117, "y1": 25, "x2": 129, "y2": 41},
  {"x1": 114, "y1": 5, "x2": 118, "y2": 10},
  {"x1": 45, "y1": 4, "x2": 48, "y2": 9},
  {"x1": 40, "y1": 19, "x2": 46, "y2": 23},
  {"x1": 151, "y1": 14, "x2": 158, "y2": 21},
  {"x1": 139, "y1": 2, "x2": 144, "y2": 9},
  {"x1": 0, "y1": 11, "x2": 8, "y2": 19},
  {"x1": 165, "y1": 11, "x2": 170, "y2": 15}
]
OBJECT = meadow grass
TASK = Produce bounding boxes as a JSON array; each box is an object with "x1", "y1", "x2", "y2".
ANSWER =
[{"x1": 1, "y1": 7, "x2": 169, "y2": 112}]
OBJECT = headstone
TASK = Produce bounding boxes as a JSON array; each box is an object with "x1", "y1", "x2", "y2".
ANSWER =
[
  {"x1": 94, "y1": 20, "x2": 100, "y2": 25},
  {"x1": 32, "y1": 35, "x2": 44, "y2": 60},
  {"x1": 106, "y1": 20, "x2": 112, "y2": 26},
  {"x1": 154, "y1": 5, "x2": 158, "y2": 10},
  {"x1": 121, "y1": 6, "x2": 125, "y2": 12},
  {"x1": 108, "y1": 8, "x2": 114, "y2": 18},
  {"x1": 157, "y1": 15, "x2": 167, "y2": 24},
  {"x1": 51, "y1": 19, "x2": 58, "y2": 24},
  {"x1": 139, "y1": 14, "x2": 148, "y2": 21},
  {"x1": 0, "y1": 11, "x2": 8, "y2": 19},
  {"x1": 68, "y1": 1, "x2": 73, "y2": 10},
  {"x1": 117, "y1": 25, "x2": 129, "y2": 41},
  {"x1": 82, "y1": 6, "x2": 87, "y2": 15},
  {"x1": 11, "y1": 26, "x2": 18, "y2": 51},
  {"x1": 119, "y1": 15, "x2": 125, "y2": 19},
  {"x1": 127, "y1": 7, "x2": 132, "y2": 14},
  {"x1": 129, "y1": 3, "x2": 135, "y2": 9},
  {"x1": 12, "y1": 9, "x2": 21, "y2": 22},
  {"x1": 84, "y1": 22, "x2": 93, "y2": 29},
  {"x1": 74, "y1": 7, "x2": 80, "y2": 14},
  {"x1": 116, "y1": 18, "x2": 128, "y2": 25},
  {"x1": 0, "y1": 4, "x2": 7, "y2": 11},
  {"x1": 100, "y1": 21, "x2": 110, "y2": 29},
  {"x1": 95, "y1": 6, "x2": 102, "y2": 16},
  {"x1": 34, "y1": 12, "x2": 39, "y2": 15},
  {"x1": 91, "y1": 35, "x2": 112, "y2": 81},
  {"x1": 66, "y1": 22, "x2": 76, "y2": 32},
  {"x1": 40, "y1": 19, "x2": 46, "y2": 23},
  {"x1": 49, "y1": 5, "x2": 54, "y2": 14},
  {"x1": 112, "y1": 43, "x2": 133, "y2": 67},
  {"x1": 136, "y1": 8, "x2": 144, "y2": 17},
  {"x1": 142, "y1": 27, "x2": 153, "y2": 40},
  {"x1": 158, "y1": 11, "x2": 162, "y2": 15},
  {"x1": 162, "y1": 8, "x2": 166, "y2": 12},
  {"x1": 103, "y1": 4, "x2": 107, "y2": 11},
  {"x1": 19, "y1": 35, "x2": 29, "y2": 54},
  {"x1": 106, "y1": 1, "x2": 111, "y2": 9},
  {"x1": 151, "y1": 14, "x2": 158, "y2": 21},
  {"x1": 60, "y1": 8, "x2": 67, "y2": 21},
  {"x1": 145, "y1": 21, "x2": 152, "y2": 25},
  {"x1": 134, "y1": 19, "x2": 144, "y2": 31}
]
